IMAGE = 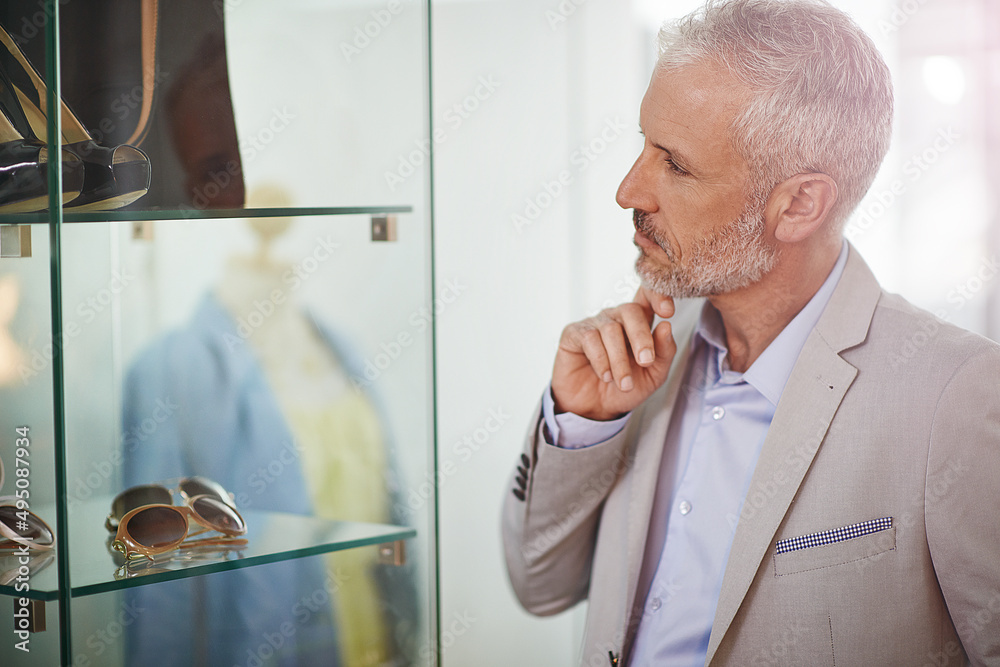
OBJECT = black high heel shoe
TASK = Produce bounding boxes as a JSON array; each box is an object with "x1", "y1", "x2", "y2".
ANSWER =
[
  {"x1": 0, "y1": 23, "x2": 151, "y2": 211},
  {"x1": 0, "y1": 83, "x2": 84, "y2": 213}
]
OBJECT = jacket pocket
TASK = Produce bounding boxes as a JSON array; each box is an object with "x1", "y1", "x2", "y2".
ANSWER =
[{"x1": 773, "y1": 525, "x2": 896, "y2": 576}]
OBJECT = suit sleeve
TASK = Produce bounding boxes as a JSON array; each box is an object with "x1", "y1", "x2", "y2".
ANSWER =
[
  {"x1": 502, "y1": 399, "x2": 632, "y2": 616},
  {"x1": 925, "y1": 344, "x2": 1000, "y2": 665}
]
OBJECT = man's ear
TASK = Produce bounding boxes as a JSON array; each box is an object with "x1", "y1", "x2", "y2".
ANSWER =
[{"x1": 766, "y1": 173, "x2": 838, "y2": 243}]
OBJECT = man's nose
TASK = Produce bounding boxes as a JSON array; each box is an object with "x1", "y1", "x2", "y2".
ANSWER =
[{"x1": 616, "y1": 152, "x2": 656, "y2": 213}]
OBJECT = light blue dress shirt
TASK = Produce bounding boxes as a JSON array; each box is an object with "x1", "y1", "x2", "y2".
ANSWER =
[{"x1": 543, "y1": 242, "x2": 849, "y2": 665}]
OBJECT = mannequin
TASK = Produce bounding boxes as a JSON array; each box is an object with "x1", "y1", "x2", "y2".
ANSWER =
[{"x1": 214, "y1": 185, "x2": 393, "y2": 665}]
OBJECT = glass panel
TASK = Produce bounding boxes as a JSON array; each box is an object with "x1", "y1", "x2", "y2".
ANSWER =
[
  {"x1": 0, "y1": 5, "x2": 66, "y2": 217},
  {"x1": 0, "y1": 5, "x2": 70, "y2": 664},
  {"x1": 0, "y1": 0, "x2": 429, "y2": 216},
  {"x1": 2, "y1": 0, "x2": 434, "y2": 664},
  {"x1": 0, "y1": 222, "x2": 63, "y2": 665},
  {"x1": 57, "y1": 214, "x2": 432, "y2": 663}
]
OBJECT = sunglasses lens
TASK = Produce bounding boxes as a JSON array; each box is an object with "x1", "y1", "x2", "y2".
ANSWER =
[
  {"x1": 112, "y1": 485, "x2": 172, "y2": 521},
  {"x1": 0, "y1": 507, "x2": 54, "y2": 547},
  {"x1": 127, "y1": 507, "x2": 187, "y2": 548},
  {"x1": 191, "y1": 497, "x2": 245, "y2": 535},
  {"x1": 179, "y1": 477, "x2": 230, "y2": 503}
]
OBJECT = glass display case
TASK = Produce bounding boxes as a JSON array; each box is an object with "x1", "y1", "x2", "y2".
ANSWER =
[{"x1": 0, "y1": 0, "x2": 436, "y2": 664}]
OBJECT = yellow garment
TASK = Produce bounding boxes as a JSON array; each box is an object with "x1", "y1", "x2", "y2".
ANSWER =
[
  {"x1": 285, "y1": 391, "x2": 391, "y2": 666},
  {"x1": 240, "y1": 298, "x2": 395, "y2": 665}
]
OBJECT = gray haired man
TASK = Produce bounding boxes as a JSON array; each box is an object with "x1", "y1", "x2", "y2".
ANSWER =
[{"x1": 503, "y1": 1, "x2": 1000, "y2": 664}]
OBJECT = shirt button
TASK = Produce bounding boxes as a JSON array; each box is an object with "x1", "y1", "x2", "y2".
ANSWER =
[
  {"x1": 650, "y1": 597, "x2": 662, "y2": 611},
  {"x1": 678, "y1": 500, "x2": 692, "y2": 515},
  {"x1": 711, "y1": 406, "x2": 725, "y2": 420}
]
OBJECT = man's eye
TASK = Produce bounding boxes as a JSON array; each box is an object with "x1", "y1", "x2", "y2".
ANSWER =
[{"x1": 665, "y1": 157, "x2": 687, "y2": 175}]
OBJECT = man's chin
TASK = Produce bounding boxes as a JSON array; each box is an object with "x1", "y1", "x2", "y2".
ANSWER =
[
  {"x1": 635, "y1": 257, "x2": 761, "y2": 300},
  {"x1": 636, "y1": 258, "x2": 697, "y2": 299}
]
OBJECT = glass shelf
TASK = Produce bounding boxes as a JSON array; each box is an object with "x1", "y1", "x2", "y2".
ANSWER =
[
  {"x1": 0, "y1": 498, "x2": 415, "y2": 601},
  {"x1": 0, "y1": 205, "x2": 413, "y2": 225}
]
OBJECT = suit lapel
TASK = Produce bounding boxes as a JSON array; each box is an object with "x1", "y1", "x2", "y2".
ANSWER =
[
  {"x1": 704, "y1": 337, "x2": 856, "y2": 662},
  {"x1": 705, "y1": 245, "x2": 883, "y2": 663}
]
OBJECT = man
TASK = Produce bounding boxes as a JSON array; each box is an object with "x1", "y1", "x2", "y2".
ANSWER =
[{"x1": 502, "y1": 1, "x2": 1000, "y2": 665}]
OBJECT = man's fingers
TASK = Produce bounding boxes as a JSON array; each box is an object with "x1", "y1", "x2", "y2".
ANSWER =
[
  {"x1": 558, "y1": 294, "x2": 675, "y2": 397},
  {"x1": 655, "y1": 294, "x2": 675, "y2": 319},
  {"x1": 597, "y1": 319, "x2": 635, "y2": 391},
  {"x1": 577, "y1": 327, "x2": 613, "y2": 384},
  {"x1": 652, "y1": 319, "x2": 677, "y2": 362},
  {"x1": 553, "y1": 299, "x2": 677, "y2": 419},
  {"x1": 634, "y1": 287, "x2": 675, "y2": 320},
  {"x1": 620, "y1": 305, "x2": 656, "y2": 367},
  {"x1": 632, "y1": 287, "x2": 655, "y2": 319}
]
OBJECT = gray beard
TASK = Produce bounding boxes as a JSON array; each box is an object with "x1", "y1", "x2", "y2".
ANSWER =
[{"x1": 633, "y1": 199, "x2": 778, "y2": 298}]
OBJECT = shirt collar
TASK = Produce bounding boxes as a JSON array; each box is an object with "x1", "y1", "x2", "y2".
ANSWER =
[{"x1": 692, "y1": 241, "x2": 850, "y2": 405}]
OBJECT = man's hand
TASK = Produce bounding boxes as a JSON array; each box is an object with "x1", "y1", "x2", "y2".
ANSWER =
[{"x1": 552, "y1": 288, "x2": 676, "y2": 421}]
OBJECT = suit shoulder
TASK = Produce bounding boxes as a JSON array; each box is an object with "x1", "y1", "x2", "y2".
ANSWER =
[{"x1": 865, "y1": 290, "x2": 1000, "y2": 375}]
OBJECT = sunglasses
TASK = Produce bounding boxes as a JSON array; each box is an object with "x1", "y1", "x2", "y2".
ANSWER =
[
  {"x1": 107, "y1": 477, "x2": 247, "y2": 561},
  {"x1": 0, "y1": 456, "x2": 55, "y2": 551},
  {"x1": 0, "y1": 551, "x2": 54, "y2": 585},
  {"x1": 105, "y1": 476, "x2": 237, "y2": 531},
  {"x1": 114, "y1": 540, "x2": 246, "y2": 580}
]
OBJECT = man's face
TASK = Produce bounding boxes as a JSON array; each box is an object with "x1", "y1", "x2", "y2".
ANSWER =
[{"x1": 617, "y1": 63, "x2": 777, "y2": 299}]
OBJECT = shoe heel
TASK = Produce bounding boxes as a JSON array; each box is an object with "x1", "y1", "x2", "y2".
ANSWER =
[
  {"x1": 0, "y1": 22, "x2": 151, "y2": 210},
  {"x1": 0, "y1": 109, "x2": 84, "y2": 213}
]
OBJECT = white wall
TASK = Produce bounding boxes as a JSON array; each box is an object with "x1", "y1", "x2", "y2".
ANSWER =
[{"x1": 431, "y1": 1, "x2": 648, "y2": 664}]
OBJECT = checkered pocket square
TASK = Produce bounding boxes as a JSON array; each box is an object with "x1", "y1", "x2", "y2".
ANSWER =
[{"x1": 775, "y1": 517, "x2": 893, "y2": 555}]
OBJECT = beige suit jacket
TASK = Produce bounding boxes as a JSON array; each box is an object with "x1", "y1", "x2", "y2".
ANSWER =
[{"x1": 503, "y1": 246, "x2": 1000, "y2": 666}]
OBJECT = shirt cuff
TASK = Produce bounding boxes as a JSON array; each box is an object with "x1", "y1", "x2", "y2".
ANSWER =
[{"x1": 542, "y1": 385, "x2": 631, "y2": 449}]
